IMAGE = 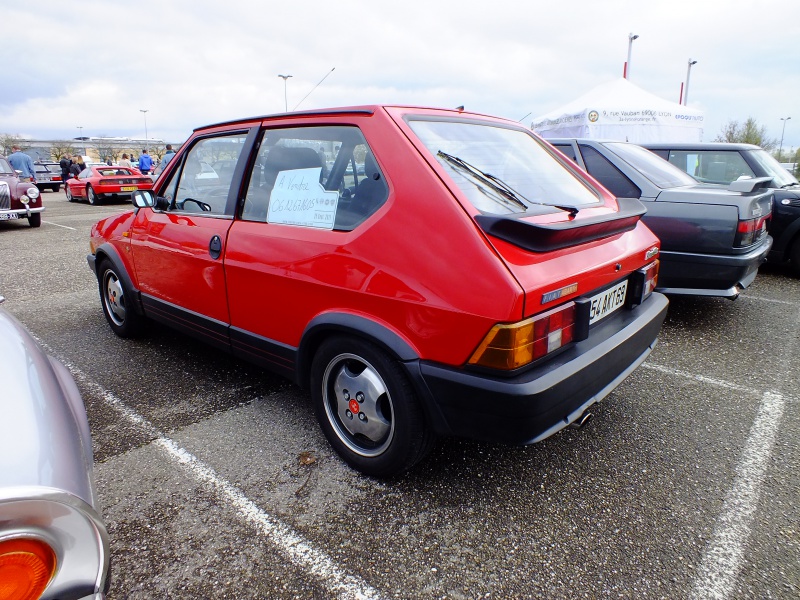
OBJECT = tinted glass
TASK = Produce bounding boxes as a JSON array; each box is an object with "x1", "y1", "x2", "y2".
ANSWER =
[
  {"x1": 579, "y1": 146, "x2": 641, "y2": 198},
  {"x1": 749, "y1": 148, "x2": 799, "y2": 187},
  {"x1": 668, "y1": 150, "x2": 754, "y2": 184},
  {"x1": 408, "y1": 120, "x2": 600, "y2": 214},
  {"x1": 604, "y1": 142, "x2": 696, "y2": 189},
  {"x1": 242, "y1": 126, "x2": 387, "y2": 231}
]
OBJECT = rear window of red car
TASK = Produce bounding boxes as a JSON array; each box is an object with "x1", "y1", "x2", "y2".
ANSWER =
[{"x1": 407, "y1": 119, "x2": 601, "y2": 215}]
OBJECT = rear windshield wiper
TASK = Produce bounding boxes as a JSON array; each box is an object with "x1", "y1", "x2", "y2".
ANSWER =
[
  {"x1": 437, "y1": 150, "x2": 526, "y2": 210},
  {"x1": 437, "y1": 151, "x2": 579, "y2": 217}
]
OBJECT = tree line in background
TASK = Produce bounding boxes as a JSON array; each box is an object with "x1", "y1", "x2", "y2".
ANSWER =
[{"x1": 0, "y1": 134, "x2": 169, "y2": 164}]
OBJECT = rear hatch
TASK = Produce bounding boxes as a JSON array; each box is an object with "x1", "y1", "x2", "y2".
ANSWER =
[{"x1": 395, "y1": 108, "x2": 661, "y2": 321}]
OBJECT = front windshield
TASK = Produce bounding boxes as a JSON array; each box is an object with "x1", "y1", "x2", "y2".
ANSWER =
[
  {"x1": 408, "y1": 119, "x2": 600, "y2": 214},
  {"x1": 749, "y1": 148, "x2": 799, "y2": 187},
  {"x1": 605, "y1": 142, "x2": 697, "y2": 189},
  {"x1": 0, "y1": 159, "x2": 14, "y2": 175}
]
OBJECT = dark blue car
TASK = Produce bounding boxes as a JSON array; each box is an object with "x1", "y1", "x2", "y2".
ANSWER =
[
  {"x1": 644, "y1": 142, "x2": 800, "y2": 275},
  {"x1": 549, "y1": 139, "x2": 773, "y2": 299}
]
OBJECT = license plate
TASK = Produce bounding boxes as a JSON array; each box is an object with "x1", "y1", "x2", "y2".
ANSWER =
[
  {"x1": 588, "y1": 280, "x2": 628, "y2": 325},
  {"x1": 0, "y1": 212, "x2": 19, "y2": 220},
  {"x1": 120, "y1": 186, "x2": 137, "y2": 192}
]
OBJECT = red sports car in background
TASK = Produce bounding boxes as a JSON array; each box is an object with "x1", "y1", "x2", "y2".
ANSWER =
[{"x1": 65, "y1": 165, "x2": 154, "y2": 205}]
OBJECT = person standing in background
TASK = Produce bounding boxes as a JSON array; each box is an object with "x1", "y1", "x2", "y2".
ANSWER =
[
  {"x1": 60, "y1": 153, "x2": 72, "y2": 182},
  {"x1": 7, "y1": 146, "x2": 36, "y2": 182},
  {"x1": 118, "y1": 153, "x2": 132, "y2": 168},
  {"x1": 161, "y1": 144, "x2": 176, "y2": 167},
  {"x1": 138, "y1": 149, "x2": 153, "y2": 175}
]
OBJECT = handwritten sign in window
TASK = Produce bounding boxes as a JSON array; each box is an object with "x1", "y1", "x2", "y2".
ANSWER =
[{"x1": 267, "y1": 168, "x2": 338, "y2": 229}]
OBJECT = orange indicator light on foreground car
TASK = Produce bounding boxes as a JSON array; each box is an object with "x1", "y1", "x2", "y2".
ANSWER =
[
  {"x1": 0, "y1": 538, "x2": 56, "y2": 600},
  {"x1": 469, "y1": 302, "x2": 576, "y2": 370}
]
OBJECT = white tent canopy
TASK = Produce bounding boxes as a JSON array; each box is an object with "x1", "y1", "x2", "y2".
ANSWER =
[{"x1": 531, "y1": 78, "x2": 704, "y2": 143}]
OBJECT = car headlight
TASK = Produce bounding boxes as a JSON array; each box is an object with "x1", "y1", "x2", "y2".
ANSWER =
[{"x1": 26, "y1": 186, "x2": 40, "y2": 199}]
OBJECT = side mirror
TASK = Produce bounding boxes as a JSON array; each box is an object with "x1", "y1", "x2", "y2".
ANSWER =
[{"x1": 132, "y1": 189, "x2": 155, "y2": 208}]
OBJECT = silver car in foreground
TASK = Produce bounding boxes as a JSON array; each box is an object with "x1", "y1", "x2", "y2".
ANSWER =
[{"x1": 0, "y1": 298, "x2": 109, "y2": 599}]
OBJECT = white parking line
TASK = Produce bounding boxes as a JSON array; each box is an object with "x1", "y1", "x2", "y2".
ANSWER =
[
  {"x1": 42, "y1": 220, "x2": 76, "y2": 230},
  {"x1": 689, "y1": 391, "x2": 786, "y2": 600},
  {"x1": 641, "y1": 363, "x2": 756, "y2": 394},
  {"x1": 63, "y1": 363, "x2": 384, "y2": 600},
  {"x1": 741, "y1": 294, "x2": 797, "y2": 306}
]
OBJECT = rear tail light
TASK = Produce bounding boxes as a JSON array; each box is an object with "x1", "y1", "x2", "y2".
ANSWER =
[
  {"x1": 627, "y1": 260, "x2": 659, "y2": 307},
  {"x1": 136, "y1": 178, "x2": 150, "y2": 184},
  {"x1": 468, "y1": 302, "x2": 576, "y2": 370},
  {"x1": 0, "y1": 538, "x2": 56, "y2": 600},
  {"x1": 99, "y1": 179, "x2": 114, "y2": 186},
  {"x1": 734, "y1": 215, "x2": 770, "y2": 248}
]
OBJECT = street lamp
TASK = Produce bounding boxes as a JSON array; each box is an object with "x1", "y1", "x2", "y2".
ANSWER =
[
  {"x1": 278, "y1": 74, "x2": 292, "y2": 112},
  {"x1": 626, "y1": 33, "x2": 639, "y2": 79},
  {"x1": 139, "y1": 109, "x2": 149, "y2": 148},
  {"x1": 77, "y1": 126, "x2": 84, "y2": 153},
  {"x1": 779, "y1": 116, "x2": 791, "y2": 160},
  {"x1": 684, "y1": 59, "x2": 698, "y2": 106}
]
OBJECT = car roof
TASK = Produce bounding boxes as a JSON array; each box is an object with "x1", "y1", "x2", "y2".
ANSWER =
[
  {"x1": 641, "y1": 142, "x2": 762, "y2": 151},
  {"x1": 195, "y1": 104, "x2": 503, "y2": 133}
]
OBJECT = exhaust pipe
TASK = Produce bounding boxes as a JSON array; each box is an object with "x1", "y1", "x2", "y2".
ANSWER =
[{"x1": 570, "y1": 411, "x2": 593, "y2": 429}]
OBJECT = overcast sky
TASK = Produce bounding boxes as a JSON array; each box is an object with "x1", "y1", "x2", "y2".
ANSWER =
[{"x1": 3, "y1": 0, "x2": 799, "y2": 151}]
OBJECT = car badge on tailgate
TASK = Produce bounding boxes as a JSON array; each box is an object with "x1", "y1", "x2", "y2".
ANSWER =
[{"x1": 542, "y1": 282, "x2": 578, "y2": 304}]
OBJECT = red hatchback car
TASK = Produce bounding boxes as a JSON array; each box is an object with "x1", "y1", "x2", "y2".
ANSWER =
[
  {"x1": 65, "y1": 165, "x2": 153, "y2": 205},
  {"x1": 88, "y1": 105, "x2": 668, "y2": 476}
]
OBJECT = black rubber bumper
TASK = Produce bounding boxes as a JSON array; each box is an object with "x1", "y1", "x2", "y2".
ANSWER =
[
  {"x1": 409, "y1": 292, "x2": 669, "y2": 445},
  {"x1": 656, "y1": 236, "x2": 772, "y2": 297}
]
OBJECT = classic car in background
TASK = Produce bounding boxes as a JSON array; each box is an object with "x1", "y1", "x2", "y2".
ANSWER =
[
  {"x1": 549, "y1": 139, "x2": 773, "y2": 298},
  {"x1": 644, "y1": 142, "x2": 800, "y2": 275},
  {"x1": 65, "y1": 165, "x2": 154, "y2": 205},
  {"x1": 88, "y1": 105, "x2": 668, "y2": 477},
  {"x1": 0, "y1": 298, "x2": 109, "y2": 599},
  {"x1": 34, "y1": 161, "x2": 63, "y2": 193},
  {"x1": 0, "y1": 156, "x2": 45, "y2": 227}
]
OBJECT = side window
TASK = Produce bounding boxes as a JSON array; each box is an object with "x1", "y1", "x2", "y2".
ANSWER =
[
  {"x1": 552, "y1": 143, "x2": 577, "y2": 162},
  {"x1": 694, "y1": 151, "x2": 754, "y2": 184},
  {"x1": 241, "y1": 125, "x2": 388, "y2": 231},
  {"x1": 666, "y1": 151, "x2": 699, "y2": 177},
  {"x1": 159, "y1": 133, "x2": 247, "y2": 216},
  {"x1": 579, "y1": 145, "x2": 642, "y2": 198}
]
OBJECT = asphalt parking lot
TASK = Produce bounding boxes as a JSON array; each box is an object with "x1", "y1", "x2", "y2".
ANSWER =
[{"x1": 1, "y1": 190, "x2": 798, "y2": 599}]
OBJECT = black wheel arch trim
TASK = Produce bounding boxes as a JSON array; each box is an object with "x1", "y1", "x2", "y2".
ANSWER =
[
  {"x1": 297, "y1": 313, "x2": 420, "y2": 388},
  {"x1": 88, "y1": 244, "x2": 145, "y2": 316},
  {"x1": 773, "y1": 216, "x2": 800, "y2": 258}
]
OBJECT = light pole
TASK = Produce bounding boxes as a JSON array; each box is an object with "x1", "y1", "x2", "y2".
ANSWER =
[
  {"x1": 626, "y1": 33, "x2": 639, "y2": 79},
  {"x1": 139, "y1": 109, "x2": 149, "y2": 148},
  {"x1": 278, "y1": 74, "x2": 292, "y2": 112},
  {"x1": 684, "y1": 59, "x2": 698, "y2": 106},
  {"x1": 77, "y1": 126, "x2": 84, "y2": 154},
  {"x1": 779, "y1": 116, "x2": 791, "y2": 160}
]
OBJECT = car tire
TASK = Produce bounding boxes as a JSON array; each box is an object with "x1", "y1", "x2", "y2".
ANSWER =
[
  {"x1": 98, "y1": 259, "x2": 145, "y2": 337},
  {"x1": 310, "y1": 336, "x2": 435, "y2": 477},
  {"x1": 65, "y1": 186, "x2": 74, "y2": 202},
  {"x1": 87, "y1": 185, "x2": 100, "y2": 205},
  {"x1": 52, "y1": 185, "x2": 60, "y2": 193},
  {"x1": 28, "y1": 213, "x2": 41, "y2": 228}
]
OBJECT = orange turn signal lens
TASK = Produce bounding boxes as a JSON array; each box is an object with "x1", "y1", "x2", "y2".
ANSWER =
[
  {"x1": 468, "y1": 302, "x2": 576, "y2": 370},
  {"x1": 0, "y1": 538, "x2": 57, "y2": 600}
]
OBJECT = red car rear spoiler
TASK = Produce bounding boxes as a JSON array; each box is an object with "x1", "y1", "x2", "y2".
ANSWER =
[{"x1": 474, "y1": 197, "x2": 647, "y2": 253}]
